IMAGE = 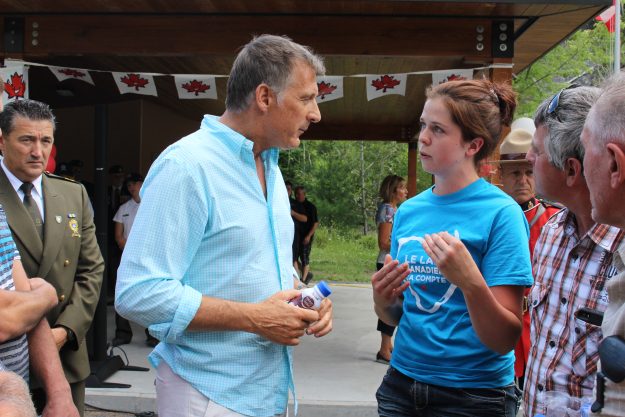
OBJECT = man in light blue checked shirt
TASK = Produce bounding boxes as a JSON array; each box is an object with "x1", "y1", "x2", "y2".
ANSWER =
[{"x1": 115, "y1": 34, "x2": 333, "y2": 417}]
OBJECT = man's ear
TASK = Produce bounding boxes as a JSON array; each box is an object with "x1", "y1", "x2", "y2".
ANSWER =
[
  {"x1": 255, "y1": 84, "x2": 273, "y2": 113},
  {"x1": 607, "y1": 142, "x2": 625, "y2": 189},
  {"x1": 564, "y1": 157, "x2": 583, "y2": 186},
  {"x1": 467, "y1": 137, "x2": 484, "y2": 157}
]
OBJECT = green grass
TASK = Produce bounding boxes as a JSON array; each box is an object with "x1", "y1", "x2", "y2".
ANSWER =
[{"x1": 309, "y1": 227, "x2": 378, "y2": 283}]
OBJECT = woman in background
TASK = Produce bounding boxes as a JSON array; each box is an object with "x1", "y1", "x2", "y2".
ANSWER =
[{"x1": 374, "y1": 175, "x2": 407, "y2": 364}]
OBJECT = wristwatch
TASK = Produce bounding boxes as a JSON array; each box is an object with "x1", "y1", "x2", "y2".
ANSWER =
[{"x1": 55, "y1": 325, "x2": 76, "y2": 347}]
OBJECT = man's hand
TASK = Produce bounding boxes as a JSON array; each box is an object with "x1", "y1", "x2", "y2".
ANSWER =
[
  {"x1": 50, "y1": 327, "x2": 67, "y2": 351},
  {"x1": 250, "y1": 290, "x2": 319, "y2": 346},
  {"x1": 29, "y1": 278, "x2": 59, "y2": 310},
  {"x1": 42, "y1": 390, "x2": 79, "y2": 417},
  {"x1": 306, "y1": 297, "x2": 333, "y2": 338}
]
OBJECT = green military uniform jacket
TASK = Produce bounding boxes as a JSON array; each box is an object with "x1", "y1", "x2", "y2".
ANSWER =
[{"x1": 0, "y1": 168, "x2": 104, "y2": 385}]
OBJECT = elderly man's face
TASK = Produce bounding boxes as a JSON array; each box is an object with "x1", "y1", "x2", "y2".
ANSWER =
[
  {"x1": 581, "y1": 124, "x2": 614, "y2": 225},
  {"x1": 526, "y1": 124, "x2": 565, "y2": 202},
  {"x1": 0, "y1": 116, "x2": 54, "y2": 183},
  {"x1": 265, "y1": 60, "x2": 321, "y2": 150},
  {"x1": 500, "y1": 162, "x2": 535, "y2": 205}
]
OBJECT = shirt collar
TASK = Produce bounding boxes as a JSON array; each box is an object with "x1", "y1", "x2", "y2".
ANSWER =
[
  {"x1": 1, "y1": 158, "x2": 43, "y2": 197},
  {"x1": 554, "y1": 208, "x2": 625, "y2": 253},
  {"x1": 201, "y1": 115, "x2": 279, "y2": 167}
]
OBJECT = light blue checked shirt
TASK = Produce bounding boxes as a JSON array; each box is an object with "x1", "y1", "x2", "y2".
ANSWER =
[{"x1": 116, "y1": 115, "x2": 296, "y2": 417}]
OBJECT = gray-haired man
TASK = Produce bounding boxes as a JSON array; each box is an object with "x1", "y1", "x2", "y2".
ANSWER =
[
  {"x1": 581, "y1": 71, "x2": 625, "y2": 417},
  {"x1": 116, "y1": 35, "x2": 333, "y2": 417},
  {"x1": 523, "y1": 86, "x2": 625, "y2": 417}
]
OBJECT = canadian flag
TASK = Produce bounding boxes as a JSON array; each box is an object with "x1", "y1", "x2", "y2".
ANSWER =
[
  {"x1": 1, "y1": 64, "x2": 29, "y2": 103},
  {"x1": 174, "y1": 75, "x2": 217, "y2": 99},
  {"x1": 112, "y1": 72, "x2": 158, "y2": 96},
  {"x1": 50, "y1": 66, "x2": 95, "y2": 85},
  {"x1": 366, "y1": 73, "x2": 407, "y2": 101},
  {"x1": 316, "y1": 76, "x2": 344, "y2": 103},
  {"x1": 596, "y1": 0, "x2": 617, "y2": 33},
  {"x1": 431, "y1": 69, "x2": 474, "y2": 86}
]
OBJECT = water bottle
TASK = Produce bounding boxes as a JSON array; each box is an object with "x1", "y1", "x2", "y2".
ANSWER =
[{"x1": 289, "y1": 281, "x2": 332, "y2": 310}]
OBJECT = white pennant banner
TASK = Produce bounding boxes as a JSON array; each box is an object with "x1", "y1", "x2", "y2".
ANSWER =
[
  {"x1": 1, "y1": 65, "x2": 29, "y2": 103},
  {"x1": 316, "y1": 76, "x2": 344, "y2": 103},
  {"x1": 431, "y1": 69, "x2": 474, "y2": 86},
  {"x1": 50, "y1": 66, "x2": 95, "y2": 85},
  {"x1": 112, "y1": 72, "x2": 158, "y2": 96},
  {"x1": 174, "y1": 75, "x2": 217, "y2": 99},
  {"x1": 366, "y1": 73, "x2": 407, "y2": 101}
]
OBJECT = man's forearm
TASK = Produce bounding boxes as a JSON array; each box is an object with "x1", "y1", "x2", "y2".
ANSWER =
[
  {"x1": 27, "y1": 319, "x2": 71, "y2": 397},
  {"x1": 0, "y1": 289, "x2": 55, "y2": 341}
]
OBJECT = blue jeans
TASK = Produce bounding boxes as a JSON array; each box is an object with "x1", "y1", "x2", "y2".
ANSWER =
[{"x1": 376, "y1": 366, "x2": 521, "y2": 417}]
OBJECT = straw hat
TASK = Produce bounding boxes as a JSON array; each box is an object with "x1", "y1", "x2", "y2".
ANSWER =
[{"x1": 497, "y1": 117, "x2": 535, "y2": 164}]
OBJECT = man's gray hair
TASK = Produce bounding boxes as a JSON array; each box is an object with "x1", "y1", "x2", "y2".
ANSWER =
[
  {"x1": 534, "y1": 86, "x2": 601, "y2": 170},
  {"x1": 585, "y1": 71, "x2": 625, "y2": 146},
  {"x1": 225, "y1": 34, "x2": 325, "y2": 112},
  {"x1": 0, "y1": 99, "x2": 56, "y2": 136}
]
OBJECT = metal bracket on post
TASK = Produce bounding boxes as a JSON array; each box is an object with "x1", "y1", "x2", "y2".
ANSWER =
[
  {"x1": 3, "y1": 17, "x2": 24, "y2": 53},
  {"x1": 492, "y1": 20, "x2": 514, "y2": 58}
]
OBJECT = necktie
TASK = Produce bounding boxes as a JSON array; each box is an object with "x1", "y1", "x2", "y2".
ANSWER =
[{"x1": 20, "y1": 182, "x2": 44, "y2": 240}]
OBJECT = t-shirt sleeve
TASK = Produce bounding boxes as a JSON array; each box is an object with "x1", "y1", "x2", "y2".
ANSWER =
[{"x1": 481, "y1": 203, "x2": 534, "y2": 287}]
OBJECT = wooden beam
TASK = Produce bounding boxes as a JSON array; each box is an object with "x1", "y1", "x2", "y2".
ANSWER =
[
  {"x1": 13, "y1": 15, "x2": 492, "y2": 59},
  {"x1": 407, "y1": 141, "x2": 418, "y2": 197}
]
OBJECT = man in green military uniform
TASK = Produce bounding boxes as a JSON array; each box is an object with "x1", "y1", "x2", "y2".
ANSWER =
[{"x1": 0, "y1": 99, "x2": 104, "y2": 416}]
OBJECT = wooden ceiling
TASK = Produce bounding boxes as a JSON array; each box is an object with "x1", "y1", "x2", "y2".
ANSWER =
[{"x1": 0, "y1": 1, "x2": 611, "y2": 141}]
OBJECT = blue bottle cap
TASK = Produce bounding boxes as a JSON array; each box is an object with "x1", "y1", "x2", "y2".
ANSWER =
[{"x1": 316, "y1": 281, "x2": 332, "y2": 297}]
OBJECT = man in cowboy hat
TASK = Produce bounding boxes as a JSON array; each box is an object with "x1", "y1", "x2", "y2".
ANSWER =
[{"x1": 496, "y1": 117, "x2": 561, "y2": 390}]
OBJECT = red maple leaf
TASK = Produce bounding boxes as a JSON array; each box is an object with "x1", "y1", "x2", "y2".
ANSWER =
[
  {"x1": 120, "y1": 73, "x2": 150, "y2": 91},
  {"x1": 4, "y1": 72, "x2": 27, "y2": 99},
  {"x1": 317, "y1": 81, "x2": 337, "y2": 100},
  {"x1": 58, "y1": 68, "x2": 87, "y2": 78},
  {"x1": 446, "y1": 74, "x2": 467, "y2": 82},
  {"x1": 371, "y1": 75, "x2": 401, "y2": 92},
  {"x1": 181, "y1": 79, "x2": 210, "y2": 96}
]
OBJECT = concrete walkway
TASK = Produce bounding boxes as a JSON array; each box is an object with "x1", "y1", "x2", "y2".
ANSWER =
[{"x1": 86, "y1": 284, "x2": 386, "y2": 417}]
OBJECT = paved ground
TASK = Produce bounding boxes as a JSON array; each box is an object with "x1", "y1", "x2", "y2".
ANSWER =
[{"x1": 85, "y1": 284, "x2": 386, "y2": 417}]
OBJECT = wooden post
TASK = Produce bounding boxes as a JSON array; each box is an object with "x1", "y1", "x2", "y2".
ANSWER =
[{"x1": 488, "y1": 58, "x2": 513, "y2": 187}]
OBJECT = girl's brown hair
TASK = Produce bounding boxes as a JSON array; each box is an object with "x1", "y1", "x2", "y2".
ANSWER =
[{"x1": 426, "y1": 79, "x2": 517, "y2": 164}]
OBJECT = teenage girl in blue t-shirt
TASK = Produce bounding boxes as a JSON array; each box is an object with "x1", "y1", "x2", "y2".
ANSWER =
[{"x1": 372, "y1": 79, "x2": 533, "y2": 417}]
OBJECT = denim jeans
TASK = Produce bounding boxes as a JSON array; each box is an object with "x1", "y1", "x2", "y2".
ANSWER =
[{"x1": 376, "y1": 366, "x2": 521, "y2": 417}]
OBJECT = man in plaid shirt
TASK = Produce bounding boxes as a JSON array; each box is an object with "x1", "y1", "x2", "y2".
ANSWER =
[{"x1": 523, "y1": 86, "x2": 625, "y2": 417}]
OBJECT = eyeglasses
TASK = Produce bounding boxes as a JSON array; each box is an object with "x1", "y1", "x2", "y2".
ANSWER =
[
  {"x1": 547, "y1": 84, "x2": 578, "y2": 120},
  {"x1": 547, "y1": 88, "x2": 565, "y2": 115}
]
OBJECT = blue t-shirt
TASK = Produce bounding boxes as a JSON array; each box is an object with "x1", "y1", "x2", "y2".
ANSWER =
[{"x1": 390, "y1": 178, "x2": 533, "y2": 388}]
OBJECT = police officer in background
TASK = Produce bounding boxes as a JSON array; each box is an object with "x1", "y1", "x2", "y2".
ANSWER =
[{"x1": 495, "y1": 117, "x2": 560, "y2": 389}]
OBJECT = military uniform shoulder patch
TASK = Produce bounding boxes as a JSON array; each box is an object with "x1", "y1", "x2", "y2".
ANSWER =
[{"x1": 44, "y1": 171, "x2": 80, "y2": 183}]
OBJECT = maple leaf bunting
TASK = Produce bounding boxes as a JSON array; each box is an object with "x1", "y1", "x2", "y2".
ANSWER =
[
  {"x1": 112, "y1": 72, "x2": 158, "y2": 96},
  {"x1": 50, "y1": 66, "x2": 95, "y2": 85},
  {"x1": 317, "y1": 81, "x2": 337, "y2": 99},
  {"x1": 431, "y1": 69, "x2": 473, "y2": 86},
  {"x1": 315, "y1": 76, "x2": 344, "y2": 103},
  {"x1": 0, "y1": 65, "x2": 29, "y2": 102},
  {"x1": 365, "y1": 73, "x2": 407, "y2": 101},
  {"x1": 174, "y1": 75, "x2": 217, "y2": 99},
  {"x1": 4, "y1": 72, "x2": 27, "y2": 99}
]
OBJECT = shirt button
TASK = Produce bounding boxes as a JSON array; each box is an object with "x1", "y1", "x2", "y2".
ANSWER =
[
  {"x1": 533, "y1": 300, "x2": 538, "y2": 306},
  {"x1": 64, "y1": 259, "x2": 70, "y2": 266},
  {"x1": 58, "y1": 294, "x2": 65, "y2": 302},
  {"x1": 571, "y1": 253, "x2": 579, "y2": 260},
  {"x1": 575, "y1": 327, "x2": 581, "y2": 334},
  {"x1": 549, "y1": 340, "x2": 556, "y2": 348},
  {"x1": 538, "y1": 384, "x2": 544, "y2": 391},
  {"x1": 561, "y1": 297, "x2": 567, "y2": 305}
]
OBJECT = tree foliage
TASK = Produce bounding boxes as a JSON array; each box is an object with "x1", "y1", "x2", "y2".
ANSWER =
[
  {"x1": 280, "y1": 140, "x2": 431, "y2": 232},
  {"x1": 514, "y1": 11, "x2": 624, "y2": 117}
]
